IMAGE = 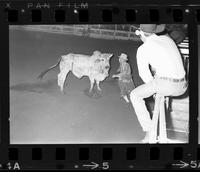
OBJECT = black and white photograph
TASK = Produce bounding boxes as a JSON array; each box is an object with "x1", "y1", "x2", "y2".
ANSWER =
[
  {"x1": 198, "y1": 25, "x2": 200, "y2": 144},
  {"x1": 9, "y1": 24, "x2": 189, "y2": 144}
]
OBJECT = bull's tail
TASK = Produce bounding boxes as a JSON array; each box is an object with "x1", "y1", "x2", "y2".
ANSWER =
[{"x1": 37, "y1": 58, "x2": 61, "y2": 79}]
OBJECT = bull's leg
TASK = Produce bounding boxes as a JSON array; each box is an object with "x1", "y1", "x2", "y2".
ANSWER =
[
  {"x1": 89, "y1": 78, "x2": 95, "y2": 93},
  {"x1": 96, "y1": 80, "x2": 102, "y2": 91},
  {"x1": 57, "y1": 68, "x2": 70, "y2": 92}
]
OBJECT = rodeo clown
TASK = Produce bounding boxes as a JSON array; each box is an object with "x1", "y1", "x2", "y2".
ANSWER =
[
  {"x1": 112, "y1": 53, "x2": 135, "y2": 103},
  {"x1": 130, "y1": 24, "x2": 188, "y2": 143}
]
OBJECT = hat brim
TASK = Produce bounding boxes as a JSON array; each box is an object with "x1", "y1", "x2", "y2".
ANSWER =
[
  {"x1": 154, "y1": 24, "x2": 166, "y2": 33},
  {"x1": 119, "y1": 56, "x2": 128, "y2": 60},
  {"x1": 140, "y1": 24, "x2": 166, "y2": 33}
]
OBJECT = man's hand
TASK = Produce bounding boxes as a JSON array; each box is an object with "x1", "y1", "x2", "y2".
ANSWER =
[
  {"x1": 112, "y1": 74, "x2": 117, "y2": 78},
  {"x1": 153, "y1": 93, "x2": 156, "y2": 100},
  {"x1": 112, "y1": 74, "x2": 119, "y2": 78}
]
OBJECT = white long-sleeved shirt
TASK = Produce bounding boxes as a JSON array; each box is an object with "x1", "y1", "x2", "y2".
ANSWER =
[{"x1": 136, "y1": 34, "x2": 186, "y2": 83}]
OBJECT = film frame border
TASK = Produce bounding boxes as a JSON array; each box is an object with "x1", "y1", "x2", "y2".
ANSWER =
[{"x1": 0, "y1": 0, "x2": 199, "y2": 170}]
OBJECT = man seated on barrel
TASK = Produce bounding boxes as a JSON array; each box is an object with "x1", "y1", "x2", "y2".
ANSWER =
[{"x1": 130, "y1": 24, "x2": 188, "y2": 143}]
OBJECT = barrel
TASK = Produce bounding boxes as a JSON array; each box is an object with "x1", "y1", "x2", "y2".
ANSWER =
[
  {"x1": 166, "y1": 96, "x2": 189, "y2": 142},
  {"x1": 146, "y1": 95, "x2": 189, "y2": 143}
]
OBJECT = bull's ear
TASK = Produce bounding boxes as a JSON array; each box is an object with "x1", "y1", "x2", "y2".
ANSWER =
[
  {"x1": 108, "y1": 54, "x2": 113, "y2": 59},
  {"x1": 94, "y1": 59, "x2": 101, "y2": 63}
]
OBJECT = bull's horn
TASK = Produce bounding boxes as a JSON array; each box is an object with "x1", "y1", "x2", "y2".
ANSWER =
[{"x1": 109, "y1": 54, "x2": 113, "y2": 58}]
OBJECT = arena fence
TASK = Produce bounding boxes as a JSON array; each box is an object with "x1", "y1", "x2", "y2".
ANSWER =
[
  {"x1": 10, "y1": 25, "x2": 140, "y2": 41},
  {"x1": 178, "y1": 38, "x2": 189, "y2": 81},
  {"x1": 10, "y1": 25, "x2": 189, "y2": 75}
]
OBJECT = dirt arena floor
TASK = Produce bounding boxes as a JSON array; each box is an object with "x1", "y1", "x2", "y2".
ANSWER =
[{"x1": 9, "y1": 28, "x2": 186, "y2": 144}]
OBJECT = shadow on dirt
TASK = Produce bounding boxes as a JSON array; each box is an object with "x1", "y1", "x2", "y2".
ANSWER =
[
  {"x1": 105, "y1": 78, "x2": 118, "y2": 86},
  {"x1": 83, "y1": 88, "x2": 102, "y2": 99},
  {"x1": 10, "y1": 79, "x2": 58, "y2": 94},
  {"x1": 10, "y1": 77, "x2": 120, "y2": 99},
  {"x1": 10, "y1": 79, "x2": 105, "y2": 99}
]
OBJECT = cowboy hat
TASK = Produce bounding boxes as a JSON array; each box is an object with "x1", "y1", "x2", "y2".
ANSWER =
[
  {"x1": 139, "y1": 24, "x2": 166, "y2": 33},
  {"x1": 93, "y1": 50, "x2": 101, "y2": 55},
  {"x1": 119, "y1": 53, "x2": 128, "y2": 61}
]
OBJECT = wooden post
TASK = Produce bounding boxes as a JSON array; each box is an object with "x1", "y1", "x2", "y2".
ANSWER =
[
  {"x1": 128, "y1": 26, "x2": 131, "y2": 39},
  {"x1": 73, "y1": 25, "x2": 76, "y2": 34},
  {"x1": 114, "y1": 24, "x2": 117, "y2": 38},
  {"x1": 149, "y1": 94, "x2": 161, "y2": 143},
  {"x1": 159, "y1": 96, "x2": 168, "y2": 143}
]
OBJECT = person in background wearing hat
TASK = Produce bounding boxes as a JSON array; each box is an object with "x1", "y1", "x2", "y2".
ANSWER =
[
  {"x1": 112, "y1": 53, "x2": 135, "y2": 103},
  {"x1": 130, "y1": 24, "x2": 188, "y2": 143}
]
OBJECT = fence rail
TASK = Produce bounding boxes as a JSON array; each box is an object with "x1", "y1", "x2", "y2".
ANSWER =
[{"x1": 10, "y1": 25, "x2": 140, "y2": 41}]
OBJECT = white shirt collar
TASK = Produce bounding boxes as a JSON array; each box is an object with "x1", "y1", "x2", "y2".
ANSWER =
[{"x1": 145, "y1": 33, "x2": 158, "y2": 42}]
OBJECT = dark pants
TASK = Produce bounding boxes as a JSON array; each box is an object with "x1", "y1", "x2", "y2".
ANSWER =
[{"x1": 118, "y1": 79, "x2": 135, "y2": 97}]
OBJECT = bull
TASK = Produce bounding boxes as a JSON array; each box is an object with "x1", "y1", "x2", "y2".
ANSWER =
[{"x1": 37, "y1": 51, "x2": 113, "y2": 93}]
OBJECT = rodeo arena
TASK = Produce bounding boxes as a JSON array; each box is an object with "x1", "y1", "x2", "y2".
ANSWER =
[{"x1": 9, "y1": 24, "x2": 189, "y2": 144}]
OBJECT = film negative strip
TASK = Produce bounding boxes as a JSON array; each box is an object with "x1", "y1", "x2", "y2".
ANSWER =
[{"x1": 0, "y1": 0, "x2": 200, "y2": 170}]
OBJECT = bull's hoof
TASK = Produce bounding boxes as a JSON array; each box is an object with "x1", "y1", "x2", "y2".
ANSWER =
[
  {"x1": 84, "y1": 88, "x2": 93, "y2": 97},
  {"x1": 83, "y1": 88, "x2": 102, "y2": 98},
  {"x1": 92, "y1": 91, "x2": 102, "y2": 99},
  {"x1": 97, "y1": 89, "x2": 102, "y2": 92},
  {"x1": 60, "y1": 89, "x2": 66, "y2": 95}
]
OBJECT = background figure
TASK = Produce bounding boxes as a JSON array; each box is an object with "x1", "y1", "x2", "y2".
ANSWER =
[{"x1": 112, "y1": 53, "x2": 135, "y2": 103}]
